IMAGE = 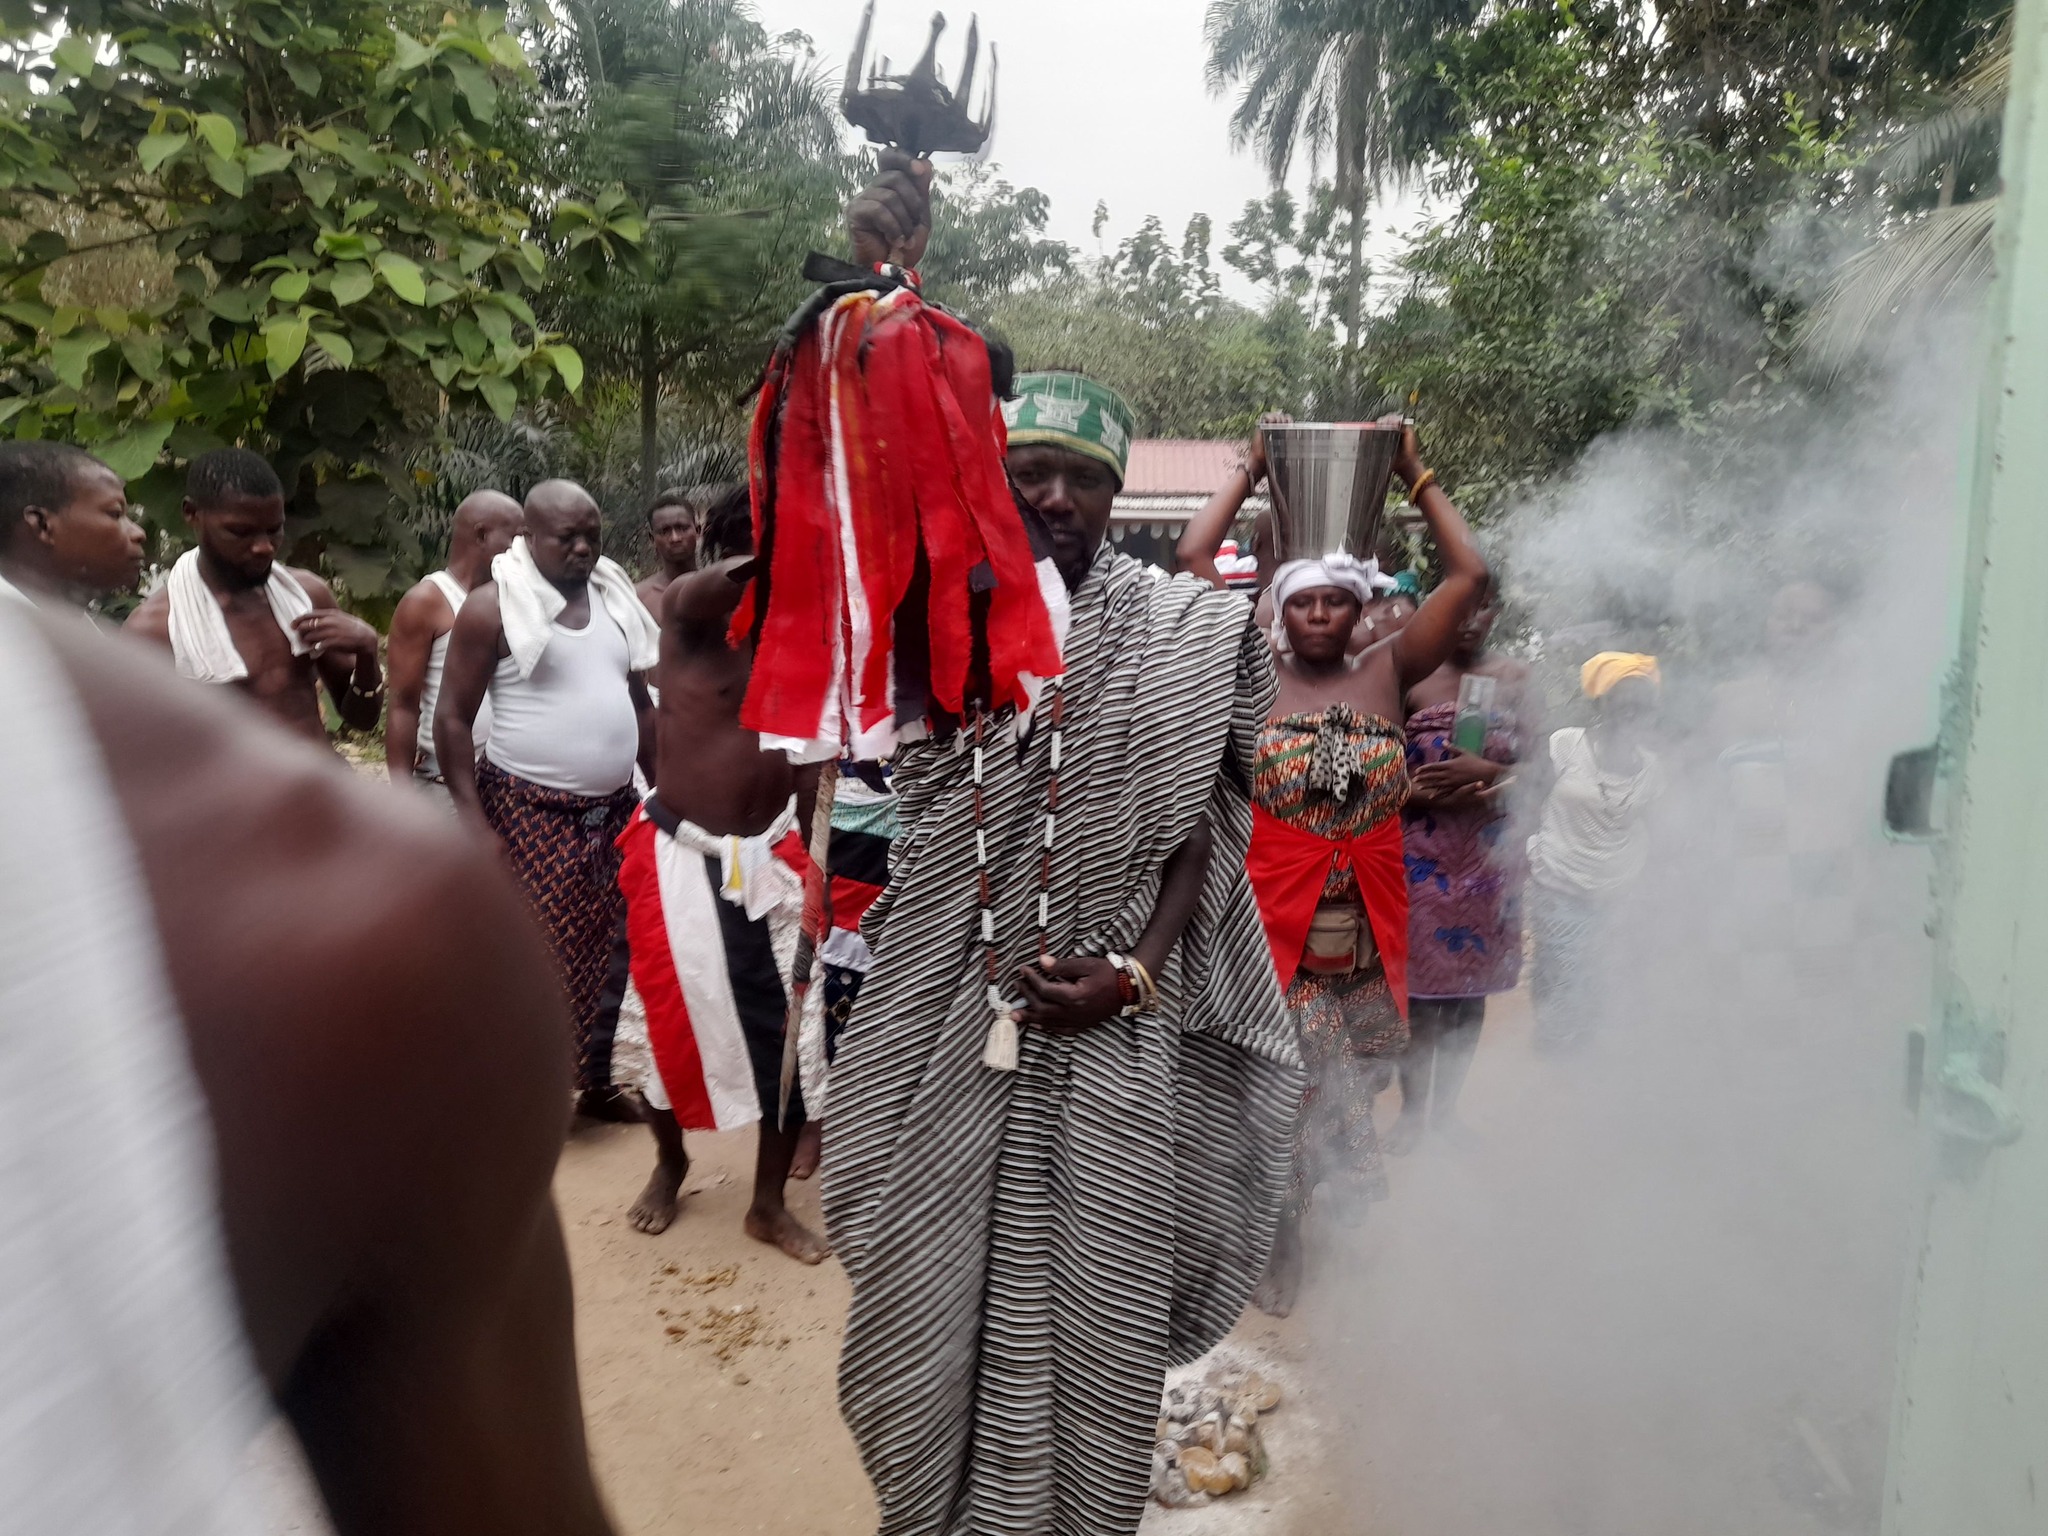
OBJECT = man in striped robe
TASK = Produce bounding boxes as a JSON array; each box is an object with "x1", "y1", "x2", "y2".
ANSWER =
[{"x1": 823, "y1": 361, "x2": 1304, "y2": 1536}]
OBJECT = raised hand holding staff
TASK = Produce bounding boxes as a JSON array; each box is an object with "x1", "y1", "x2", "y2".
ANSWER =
[{"x1": 848, "y1": 150, "x2": 933, "y2": 269}]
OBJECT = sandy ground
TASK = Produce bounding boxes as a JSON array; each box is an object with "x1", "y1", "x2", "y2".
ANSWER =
[
  {"x1": 258, "y1": 980, "x2": 1905, "y2": 1536},
  {"x1": 558, "y1": 1127, "x2": 1330, "y2": 1536},
  {"x1": 558, "y1": 1122, "x2": 871, "y2": 1535},
  {"x1": 254, "y1": 1099, "x2": 1336, "y2": 1536}
]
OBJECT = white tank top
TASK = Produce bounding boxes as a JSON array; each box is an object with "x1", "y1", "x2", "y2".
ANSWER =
[
  {"x1": 416, "y1": 570, "x2": 490, "y2": 777},
  {"x1": 0, "y1": 608, "x2": 269, "y2": 1533},
  {"x1": 484, "y1": 601, "x2": 641, "y2": 795}
]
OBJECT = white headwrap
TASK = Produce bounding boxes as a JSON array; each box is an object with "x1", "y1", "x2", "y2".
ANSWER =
[{"x1": 1268, "y1": 553, "x2": 1397, "y2": 652}]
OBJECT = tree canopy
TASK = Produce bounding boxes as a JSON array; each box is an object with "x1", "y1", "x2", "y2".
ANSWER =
[
  {"x1": 0, "y1": 0, "x2": 620, "y2": 591},
  {"x1": 0, "y1": 0, "x2": 2016, "y2": 593}
]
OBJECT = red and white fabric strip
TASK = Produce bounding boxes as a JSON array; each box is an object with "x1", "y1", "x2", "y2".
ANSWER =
[{"x1": 616, "y1": 812, "x2": 764, "y2": 1133}]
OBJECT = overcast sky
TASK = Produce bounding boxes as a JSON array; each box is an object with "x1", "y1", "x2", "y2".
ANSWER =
[{"x1": 749, "y1": 0, "x2": 1431, "y2": 301}]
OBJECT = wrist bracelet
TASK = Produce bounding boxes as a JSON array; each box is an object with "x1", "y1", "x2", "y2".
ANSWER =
[
  {"x1": 1408, "y1": 468, "x2": 1439, "y2": 505},
  {"x1": 1109, "y1": 953, "x2": 1157, "y2": 1016},
  {"x1": 347, "y1": 672, "x2": 385, "y2": 702},
  {"x1": 1128, "y1": 954, "x2": 1158, "y2": 1013},
  {"x1": 1107, "y1": 953, "x2": 1146, "y2": 1017}
]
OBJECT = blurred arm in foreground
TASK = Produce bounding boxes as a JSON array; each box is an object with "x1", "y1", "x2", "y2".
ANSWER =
[{"x1": 14, "y1": 606, "x2": 614, "y2": 1536}]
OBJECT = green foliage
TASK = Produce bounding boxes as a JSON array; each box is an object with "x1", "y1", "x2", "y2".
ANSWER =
[
  {"x1": 980, "y1": 209, "x2": 1327, "y2": 439},
  {"x1": 1355, "y1": 0, "x2": 1932, "y2": 516},
  {"x1": 0, "y1": 0, "x2": 2008, "y2": 602},
  {"x1": 921, "y1": 165, "x2": 1075, "y2": 310},
  {"x1": 0, "y1": 0, "x2": 614, "y2": 592},
  {"x1": 523, "y1": 0, "x2": 850, "y2": 506},
  {"x1": 1365, "y1": 4, "x2": 1680, "y2": 508},
  {"x1": 1204, "y1": 0, "x2": 1477, "y2": 195},
  {"x1": 1191, "y1": 0, "x2": 2008, "y2": 518},
  {"x1": 1205, "y1": 0, "x2": 1480, "y2": 380}
]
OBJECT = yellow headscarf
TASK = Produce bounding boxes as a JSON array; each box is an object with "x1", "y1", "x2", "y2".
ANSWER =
[{"x1": 1581, "y1": 651, "x2": 1662, "y2": 699}]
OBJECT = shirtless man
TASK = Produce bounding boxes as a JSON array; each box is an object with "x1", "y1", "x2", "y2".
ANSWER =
[
  {"x1": 634, "y1": 489, "x2": 701, "y2": 615},
  {"x1": 384, "y1": 491, "x2": 524, "y2": 797},
  {"x1": 6, "y1": 603, "x2": 614, "y2": 1534},
  {"x1": 604, "y1": 488, "x2": 828, "y2": 1261},
  {"x1": 126, "y1": 449, "x2": 384, "y2": 743},
  {"x1": 0, "y1": 441, "x2": 146, "y2": 609}
]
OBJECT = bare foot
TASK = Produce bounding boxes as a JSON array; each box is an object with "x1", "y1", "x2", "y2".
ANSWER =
[
  {"x1": 629, "y1": 1160, "x2": 686, "y2": 1235},
  {"x1": 745, "y1": 1204, "x2": 830, "y2": 1265},
  {"x1": 790, "y1": 1120, "x2": 823, "y2": 1181},
  {"x1": 1383, "y1": 1113, "x2": 1426, "y2": 1157}
]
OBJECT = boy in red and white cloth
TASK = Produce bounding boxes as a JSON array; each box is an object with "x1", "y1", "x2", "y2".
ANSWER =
[{"x1": 600, "y1": 491, "x2": 828, "y2": 1262}]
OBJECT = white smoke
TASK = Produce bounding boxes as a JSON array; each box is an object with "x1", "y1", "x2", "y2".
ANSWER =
[{"x1": 1279, "y1": 295, "x2": 1975, "y2": 1535}]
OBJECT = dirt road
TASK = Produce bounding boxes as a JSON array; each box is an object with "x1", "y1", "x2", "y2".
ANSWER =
[
  {"x1": 558, "y1": 1123, "x2": 873, "y2": 1535},
  {"x1": 265, "y1": 981, "x2": 1901, "y2": 1536},
  {"x1": 559, "y1": 1126, "x2": 1324, "y2": 1536},
  {"x1": 254, "y1": 1101, "x2": 1323, "y2": 1536}
]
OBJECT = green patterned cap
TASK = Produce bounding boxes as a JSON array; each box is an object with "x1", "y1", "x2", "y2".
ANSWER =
[{"x1": 1003, "y1": 371, "x2": 1136, "y2": 481}]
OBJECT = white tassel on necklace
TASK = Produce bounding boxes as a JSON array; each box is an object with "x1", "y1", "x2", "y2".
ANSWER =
[{"x1": 982, "y1": 983, "x2": 1020, "y2": 1071}]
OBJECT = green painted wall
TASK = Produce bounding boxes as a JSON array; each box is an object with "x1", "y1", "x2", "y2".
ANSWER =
[{"x1": 1884, "y1": 2, "x2": 2048, "y2": 1528}]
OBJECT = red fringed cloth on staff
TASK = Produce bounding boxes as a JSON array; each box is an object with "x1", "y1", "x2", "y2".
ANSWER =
[{"x1": 731, "y1": 267, "x2": 1065, "y2": 762}]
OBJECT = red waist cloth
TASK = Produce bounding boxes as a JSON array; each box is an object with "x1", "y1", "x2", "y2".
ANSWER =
[{"x1": 1246, "y1": 803, "x2": 1410, "y2": 1019}]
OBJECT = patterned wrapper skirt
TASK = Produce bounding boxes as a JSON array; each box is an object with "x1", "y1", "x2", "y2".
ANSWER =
[
  {"x1": 1284, "y1": 962, "x2": 1408, "y2": 1217},
  {"x1": 478, "y1": 759, "x2": 639, "y2": 1092},
  {"x1": 1403, "y1": 700, "x2": 1526, "y2": 1000}
]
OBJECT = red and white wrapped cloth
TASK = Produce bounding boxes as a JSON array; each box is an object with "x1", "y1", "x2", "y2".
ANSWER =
[{"x1": 732, "y1": 272, "x2": 1067, "y2": 762}]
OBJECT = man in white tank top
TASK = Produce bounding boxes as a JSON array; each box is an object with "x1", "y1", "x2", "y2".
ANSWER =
[
  {"x1": 1, "y1": 602, "x2": 616, "y2": 1535},
  {"x1": 384, "y1": 490, "x2": 524, "y2": 799},
  {"x1": 437, "y1": 480, "x2": 660, "y2": 1114}
]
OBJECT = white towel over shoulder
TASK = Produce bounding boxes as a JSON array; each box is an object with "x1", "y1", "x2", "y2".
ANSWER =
[
  {"x1": 492, "y1": 537, "x2": 660, "y2": 681},
  {"x1": 165, "y1": 549, "x2": 313, "y2": 683}
]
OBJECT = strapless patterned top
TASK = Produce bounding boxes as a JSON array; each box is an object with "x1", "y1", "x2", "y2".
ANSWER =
[{"x1": 1252, "y1": 706, "x2": 1411, "y2": 901}]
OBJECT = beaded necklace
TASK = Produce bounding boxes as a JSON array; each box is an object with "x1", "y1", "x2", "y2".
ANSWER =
[{"x1": 971, "y1": 681, "x2": 1065, "y2": 1072}]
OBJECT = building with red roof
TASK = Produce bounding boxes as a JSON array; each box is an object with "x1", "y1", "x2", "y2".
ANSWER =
[{"x1": 1109, "y1": 439, "x2": 1268, "y2": 570}]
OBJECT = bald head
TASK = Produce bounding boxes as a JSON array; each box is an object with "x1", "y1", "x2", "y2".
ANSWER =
[
  {"x1": 449, "y1": 490, "x2": 523, "y2": 573},
  {"x1": 523, "y1": 479, "x2": 602, "y2": 588},
  {"x1": 455, "y1": 488, "x2": 523, "y2": 533}
]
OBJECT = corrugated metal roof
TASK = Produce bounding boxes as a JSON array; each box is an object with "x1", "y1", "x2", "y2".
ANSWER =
[
  {"x1": 1122, "y1": 439, "x2": 1246, "y2": 496},
  {"x1": 1112, "y1": 494, "x2": 1269, "y2": 518}
]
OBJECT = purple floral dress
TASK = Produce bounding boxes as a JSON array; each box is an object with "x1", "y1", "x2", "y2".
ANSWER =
[{"x1": 1402, "y1": 699, "x2": 1526, "y2": 1000}]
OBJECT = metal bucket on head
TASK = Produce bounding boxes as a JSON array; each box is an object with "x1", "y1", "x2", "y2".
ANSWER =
[{"x1": 1261, "y1": 422, "x2": 1403, "y2": 563}]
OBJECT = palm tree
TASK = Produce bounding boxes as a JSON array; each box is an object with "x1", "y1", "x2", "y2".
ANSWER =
[
  {"x1": 1204, "y1": 0, "x2": 1476, "y2": 400},
  {"x1": 1808, "y1": 18, "x2": 2010, "y2": 365}
]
